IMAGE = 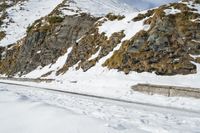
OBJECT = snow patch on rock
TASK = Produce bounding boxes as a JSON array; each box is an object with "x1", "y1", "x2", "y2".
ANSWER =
[
  {"x1": 23, "y1": 47, "x2": 73, "y2": 79},
  {"x1": 164, "y1": 7, "x2": 181, "y2": 15},
  {"x1": 98, "y1": 11, "x2": 150, "y2": 41}
]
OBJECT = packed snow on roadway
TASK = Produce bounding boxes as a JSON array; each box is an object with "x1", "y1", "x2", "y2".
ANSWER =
[{"x1": 0, "y1": 83, "x2": 200, "y2": 133}]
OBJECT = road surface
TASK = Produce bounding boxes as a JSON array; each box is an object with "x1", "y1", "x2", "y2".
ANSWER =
[{"x1": 0, "y1": 82, "x2": 200, "y2": 133}]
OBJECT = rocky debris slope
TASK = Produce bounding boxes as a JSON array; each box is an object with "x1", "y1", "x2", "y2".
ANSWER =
[{"x1": 0, "y1": 0, "x2": 200, "y2": 78}]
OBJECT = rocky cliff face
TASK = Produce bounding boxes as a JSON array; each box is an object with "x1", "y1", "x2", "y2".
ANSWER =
[
  {"x1": 105, "y1": 0, "x2": 200, "y2": 75},
  {"x1": 0, "y1": 1, "x2": 98, "y2": 76},
  {"x1": 0, "y1": 0, "x2": 200, "y2": 78}
]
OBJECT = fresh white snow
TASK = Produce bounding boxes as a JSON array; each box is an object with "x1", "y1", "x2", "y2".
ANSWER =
[
  {"x1": 61, "y1": 0, "x2": 137, "y2": 17},
  {"x1": 0, "y1": 1, "x2": 200, "y2": 132},
  {"x1": 88, "y1": 47, "x2": 101, "y2": 61},
  {"x1": 0, "y1": 0, "x2": 64, "y2": 46},
  {"x1": 0, "y1": 83, "x2": 200, "y2": 133},
  {"x1": 5, "y1": 62, "x2": 200, "y2": 112},
  {"x1": 190, "y1": 54, "x2": 200, "y2": 59},
  {"x1": 123, "y1": 0, "x2": 180, "y2": 10},
  {"x1": 185, "y1": 0, "x2": 200, "y2": 13},
  {"x1": 98, "y1": 12, "x2": 148, "y2": 41},
  {"x1": 0, "y1": 0, "x2": 182, "y2": 47},
  {"x1": 164, "y1": 7, "x2": 181, "y2": 15},
  {"x1": 0, "y1": 88, "x2": 120, "y2": 133},
  {"x1": 23, "y1": 47, "x2": 73, "y2": 78}
]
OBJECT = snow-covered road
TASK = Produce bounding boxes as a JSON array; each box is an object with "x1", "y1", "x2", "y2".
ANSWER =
[{"x1": 0, "y1": 83, "x2": 200, "y2": 133}]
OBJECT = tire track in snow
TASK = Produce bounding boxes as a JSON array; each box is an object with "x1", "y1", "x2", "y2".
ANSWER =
[{"x1": 0, "y1": 81, "x2": 199, "y2": 116}]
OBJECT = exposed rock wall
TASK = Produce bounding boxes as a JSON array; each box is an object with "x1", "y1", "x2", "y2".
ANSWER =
[
  {"x1": 58, "y1": 30, "x2": 125, "y2": 74},
  {"x1": 1, "y1": 0, "x2": 200, "y2": 77},
  {"x1": 104, "y1": 2, "x2": 200, "y2": 75},
  {"x1": 0, "y1": 13, "x2": 98, "y2": 76}
]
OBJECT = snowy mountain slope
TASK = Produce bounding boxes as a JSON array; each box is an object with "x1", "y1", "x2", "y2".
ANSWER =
[
  {"x1": 0, "y1": 0, "x2": 64, "y2": 46},
  {"x1": 1, "y1": 1, "x2": 200, "y2": 133},
  {"x1": 55, "y1": 0, "x2": 181, "y2": 17},
  {"x1": 0, "y1": 0, "x2": 200, "y2": 90},
  {"x1": 61, "y1": 0, "x2": 138, "y2": 17},
  {"x1": 0, "y1": 0, "x2": 137, "y2": 47},
  {"x1": 22, "y1": 12, "x2": 148, "y2": 78},
  {"x1": 19, "y1": 0, "x2": 200, "y2": 89},
  {"x1": 123, "y1": 0, "x2": 180, "y2": 10},
  {"x1": 0, "y1": 0, "x2": 181, "y2": 47}
]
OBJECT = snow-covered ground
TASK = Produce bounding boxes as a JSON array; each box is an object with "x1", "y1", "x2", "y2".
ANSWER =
[
  {"x1": 0, "y1": 1, "x2": 200, "y2": 132},
  {"x1": 0, "y1": 83, "x2": 200, "y2": 133},
  {"x1": 2, "y1": 71, "x2": 200, "y2": 113},
  {"x1": 0, "y1": 87, "x2": 116, "y2": 133}
]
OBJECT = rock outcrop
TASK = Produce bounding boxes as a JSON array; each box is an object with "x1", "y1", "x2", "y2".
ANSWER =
[
  {"x1": 0, "y1": 0, "x2": 200, "y2": 77},
  {"x1": 0, "y1": 6, "x2": 98, "y2": 76},
  {"x1": 104, "y1": 1, "x2": 200, "y2": 75}
]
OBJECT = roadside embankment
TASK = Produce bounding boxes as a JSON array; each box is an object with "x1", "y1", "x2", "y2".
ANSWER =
[{"x1": 132, "y1": 84, "x2": 200, "y2": 98}]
